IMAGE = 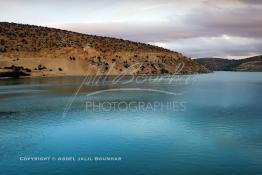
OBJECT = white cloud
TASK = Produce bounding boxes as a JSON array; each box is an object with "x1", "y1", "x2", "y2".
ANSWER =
[{"x1": 159, "y1": 35, "x2": 262, "y2": 58}]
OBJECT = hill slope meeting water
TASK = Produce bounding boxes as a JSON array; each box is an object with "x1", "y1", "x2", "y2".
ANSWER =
[
  {"x1": 0, "y1": 22, "x2": 209, "y2": 78},
  {"x1": 196, "y1": 55, "x2": 262, "y2": 72}
]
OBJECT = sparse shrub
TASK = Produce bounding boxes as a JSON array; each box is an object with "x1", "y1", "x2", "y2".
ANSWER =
[
  {"x1": 1, "y1": 65, "x2": 31, "y2": 77},
  {"x1": 38, "y1": 64, "x2": 46, "y2": 70},
  {"x1": 160, "y1": 69, "x2": 169, "y2": 74},
  {"x1": 0, "y1": 46, "x2": 6, "y2": 52},
  {"x1": 69, "y1": 56, "x2": 76, "y2": 60},
  {"x1": 25, "y1": 68, "x2": 31, "y2": 72},
  {"x1": 0, "y1": 39, "x2": 5, "y2": 45},
  {"x1": 21, "y1": 39, "x2": 28, "y2": 44}
]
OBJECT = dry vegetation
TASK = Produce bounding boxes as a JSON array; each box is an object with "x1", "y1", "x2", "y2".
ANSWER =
[
  {"x1": 0, "y1": 22, "x2": 210, "y2": 77},
  {"x1": 0, "y1": 22, "x2": 171, "y2": 53}
]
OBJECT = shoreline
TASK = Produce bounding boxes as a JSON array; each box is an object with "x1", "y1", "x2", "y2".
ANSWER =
[{"x1": 0, "y1": 71, "x2": 213, "y2": 79}]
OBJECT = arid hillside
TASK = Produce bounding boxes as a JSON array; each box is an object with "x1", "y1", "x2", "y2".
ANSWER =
[{"x1": 0, "y1": 22, "x2": 209, "y2": 77}]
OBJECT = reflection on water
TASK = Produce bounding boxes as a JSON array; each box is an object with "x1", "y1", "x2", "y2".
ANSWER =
[{"x1": 0, "y1": 72, "x2": 262, "y2": 175}]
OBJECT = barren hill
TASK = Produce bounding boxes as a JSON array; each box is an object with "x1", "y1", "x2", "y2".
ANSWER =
[{"x1": 0, "y1": 22, "x2": 209, "y2": 77}]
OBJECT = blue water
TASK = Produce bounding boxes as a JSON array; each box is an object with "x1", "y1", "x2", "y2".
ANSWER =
[{"x1": 0, "y1": 72, "x2": 262, "y2": 175}]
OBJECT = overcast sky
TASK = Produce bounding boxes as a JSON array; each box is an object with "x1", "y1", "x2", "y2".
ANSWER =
[{"x1": 1, "y1": 0, "x2": 262, "y2": 58}]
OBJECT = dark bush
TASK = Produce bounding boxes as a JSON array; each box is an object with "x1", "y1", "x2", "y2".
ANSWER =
[
  {"x1": 0, "y1": 46, "x2": 7, "y2": 52},
  {"x1": 38, "y1": 64, "x2": 46, "y2": 70}
]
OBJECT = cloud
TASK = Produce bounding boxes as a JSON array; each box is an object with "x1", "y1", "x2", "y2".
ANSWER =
[
  {"x1": 238, "y1": 0, "x2": 262, "y2": 5},
  {"x1": 159, "y1": 35, "x2": 262, "y2": 58},
  {"x1": 55, "y1": 22, "x2": 197, "y2": 43},
  {"x1": 183, "y1": 6, "x2": 262, "y2": 39},
  {"x1": 54, "y1": 0, "x2": 262, "y2": 41},
  {"x1": 205, "y1": 0, "x2": 262, "y2": 7},
  {"x1": 1, "y1": 0, "x2": 261, "y2": 58},
  {"x1": 58, "y1": 9, "x2": 262, "y2": 42}
]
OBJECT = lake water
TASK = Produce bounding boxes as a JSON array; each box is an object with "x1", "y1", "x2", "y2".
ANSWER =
[{"x1": 0, "y1": 72, "x2": 262, "y2": 175}]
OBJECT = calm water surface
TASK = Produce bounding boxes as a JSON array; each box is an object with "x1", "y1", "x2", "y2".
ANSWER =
[{"x1": 0, "y1": 72, "x2": 262, "y2": 175}]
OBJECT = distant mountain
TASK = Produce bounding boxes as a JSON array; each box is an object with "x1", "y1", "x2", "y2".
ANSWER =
[
  {"x1": 0, "y1": 22, "x2": 209, "y2": 77},
  {"x1": 195, "y1": 55, "x2": 262, "y2": 72}
]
